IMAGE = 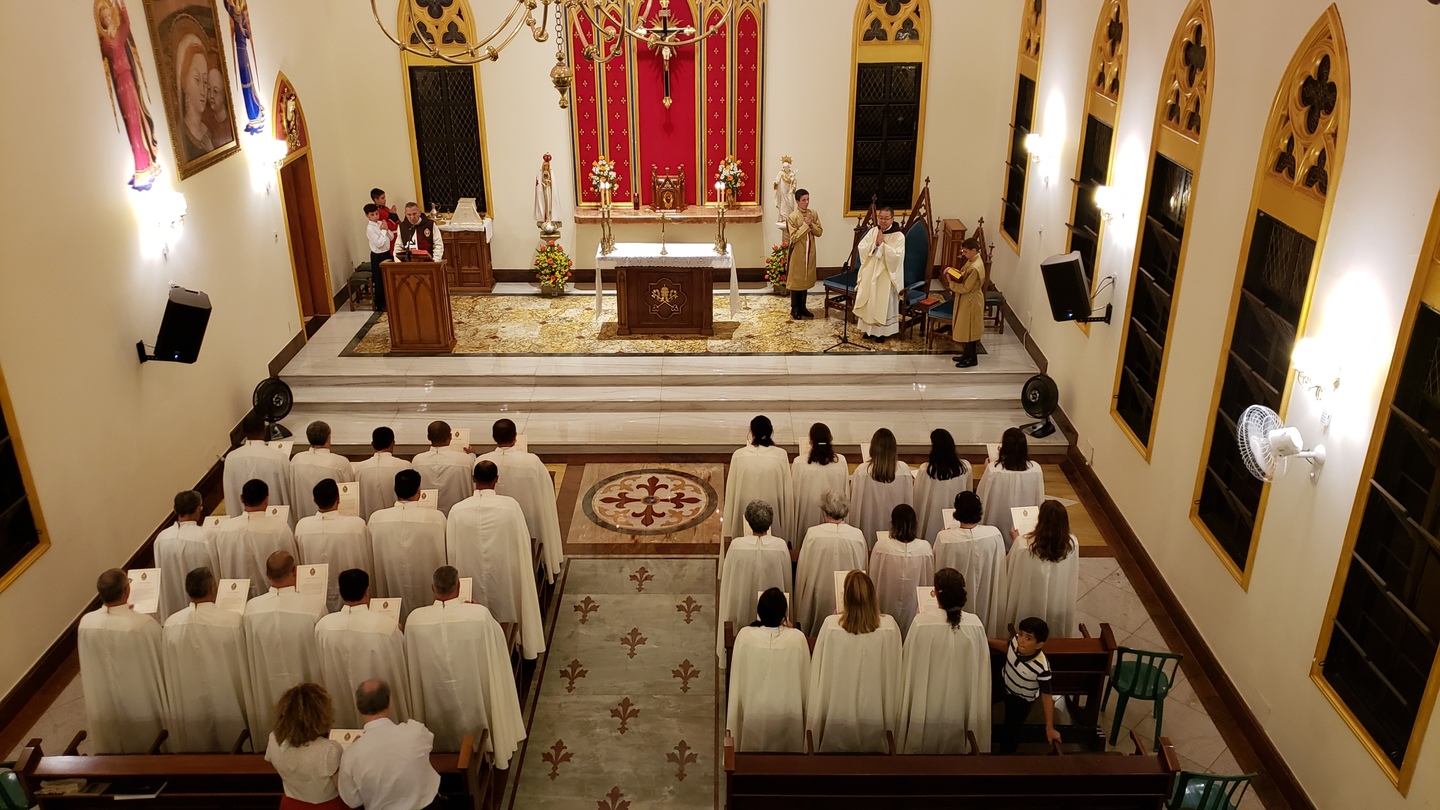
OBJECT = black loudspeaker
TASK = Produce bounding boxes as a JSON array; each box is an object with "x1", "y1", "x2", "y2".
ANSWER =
[
  {"x1": 138, "y1": 286, "x2": 211, "y2": 364},
  {"x1": 1039, "y1": 251, "x2": 1091, "y2": 322}
]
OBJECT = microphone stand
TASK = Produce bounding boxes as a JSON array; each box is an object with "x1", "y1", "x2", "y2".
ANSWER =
[{"x1": 824, "y1": 269, "x2": 873, "y2": 353}]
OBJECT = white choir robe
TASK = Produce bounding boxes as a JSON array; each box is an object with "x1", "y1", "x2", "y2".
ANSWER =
[
  {"x1": 223, "y1": 440, "x2": 293, "y2": 514},
  {"x1": 726, "y1": 626, "x2": 810, "y2": 753},
  {"x1": 975, "y1": 461, "x2": 1045, "y2": 545},
  {"x1": 717, "y1": 535, "x2": 793, "y2": 664},
  {"x1": 868, "y1": 537, "x2": 935, "y2": 637},
  {"x1": 793, "y1": 523, "x2": 868, "y2": 636},
  {"x1": 478, "y1": 446, "x2": 565, "y2": 584},
  {"x1": 290, "y1": 448, "x2": 355, "y2": 523},
  {"x1": 807, "y1": 614, "x2": 903, "y2": 753},
  {"x1": 404, "y1": 599, "x2": 525, "y2": 767},
  {"x1": 217, "y1": 512, "x2": 297, "y2": 599},
  {"x1": 412, "y1": 446, "x2": 475, "y2": 516},
  {"x1": 1000, "y1": 536, "x2": 1080, "y2": 639},
  {"x1": 852, "y1": 226, "x2": 905, "y2": 337},
  {"x1": 295, "y1": 511, "x2": 374, "y2": 613},
  {"x1": 848, "y1": 461, "x2": 913, "y2": 549},
  {"x1": 723, "y1": 445, "x2": 795, "y2": 545},
  {"x1": 162, "y1": 603, "x2": 254, "y2": 753},
  {"x1": 934, "y1": 525, "x2": 1007, "y2": 637},
  {"x1": 446, "y1": 490, "x2": 545, "y2": 660},
  {"x1": 77, "y1": 606, "x2": 169, "y2": 754},
  {"x1": 153, "y1": 520, "x2": 220, "y2": 622},
  {"x1": 369, "y1": 501, "x2": 449, "y2": 625},
  {"x1": 354, "y1": 451, "x2": 412, "y2": 521},
  {"x1": 243, "y1": 586, "x2": 326, "y2": 752},
  {"x1": 789, "y1": 455, "x2": 849, "y2": 552},
  {"x1": 315, "y1": 604, "x2": 412, "y2": 728},
  {"x1": 912, "y1": 463, "x2": 973, "y2": 543},
  {"x1": 899, "y1": 611, "x2": 992, "y2": 753}
]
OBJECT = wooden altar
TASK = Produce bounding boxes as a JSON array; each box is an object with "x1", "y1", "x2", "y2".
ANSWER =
[
  {"x1": 440, "y1": 224, "x2": 494, "y2": 293},
  {"x1": 380, "y1": 260, "x2": 456, "y2": 352},
  {"x1": 594, "y1": 243, "x2": 740, "y2": 333}
]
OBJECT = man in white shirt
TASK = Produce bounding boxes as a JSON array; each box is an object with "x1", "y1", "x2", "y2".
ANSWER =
[
  {"x1": 78, "y1": 569, "x2": 168, "y2": 754},
  {"x1": 223, "y1": 411, "x2": 292, "y2": 516},
  {"x1": 291, "y1": 420, "x2": 355, "y2": 522},
  {"x1": 355, "y1": 426, "x2": 412, "y2": 521},
  {"x1": 161, "y1": 567, "x2": 252, "y2": 752},
  {"x1": 477, "y1": 418, "x2": 564, "y2": 583},
  {"x1": 365, "y1": 203, "x2": 392, "y2": 312},
  {"x1": 153, "y1": 489, "x2": 219, "y2": 622},
  {"x1": 370, "y1": 469, "x2": 448, "y2": 625},
  {"x1": 405, "y1": 565, "x2": 525, "y2": 765},
  {"x1": 411, "y1": 420, "x2": 474, "y2": 515},
  {"x1": 447, "y1": 461, "x2": 545, "y2": 660},
  {"x1": 296, "y1": 479, "x2": 373, "y2": 612},
  {"x1": 338, "y1": 679, "x2": 441, "y2": 810},
  {"x1": 217, "y1": 479, "x2": 297, "y2": 598},
  {"x1": 316, "y1": 569, "x2": 412, "y2": 728},
  {"x1": 244, "y1": 551, "x2": 326, "y2": 752}
]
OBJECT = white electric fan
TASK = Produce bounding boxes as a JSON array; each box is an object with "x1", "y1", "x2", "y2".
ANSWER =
[{"x1": 1236, "y1": 404, "x2": 1325, "y2": 481}]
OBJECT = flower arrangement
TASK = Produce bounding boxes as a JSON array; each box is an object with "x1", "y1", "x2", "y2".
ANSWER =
[
  {"x1": 534, "y1": 243, "x2": 573, "y2": 290},
  {"x1": 589, "y1": 156, "x2": 618, "y2": 195},
  {"x1": 715, "y1": 155, "x2": 746, "y2": 192},
  {"x1": 764, "y1": 243, "x2": 788, "y2": 288}
]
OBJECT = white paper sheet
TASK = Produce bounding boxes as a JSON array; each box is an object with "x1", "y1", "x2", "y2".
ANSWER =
[
  {"x1": 417, "y1": 489, "x2": 439, "y2": 508},
  {"x1": 451, "y1": 428, "x2": 471, "y2": 451},
  {"x1": 459, "y1": 577, "x2": 473, "y2": 604},
  {"x1": 267, "y1": 505, "x2": 290, "y2": 523},
  {"x1": 297, "y1": 563, "x2": 329, "y2": 609},
  {"x1": 216, "y1": 579, "x2": 249, "y2": 614},
  {"x1": 370, "y1": 597, "x2": 402, "y2": 624},
  {"x1": 267, "y1": 441, "x2": 293, "y2": 459},
  {"x1": 941, "y1": 509, "x2": 961, "y2": 530},
  {"x1": 1011, "y1": 506, "x2": 1039, "y2": 538},
  {"x1": 329, "y1": 729, "x2": 364, "y2": 749},
  {"x1": 127, "y1": 568, "x2": 161, "y2": 615},
  {"x1": 916, "y1": 585, "x2": 944, "y2": 616},
  {"x1": 337, "y1": 482, "x2": 360, "y2": 517}
]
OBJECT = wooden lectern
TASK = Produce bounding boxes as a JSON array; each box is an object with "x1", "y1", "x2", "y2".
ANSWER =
[{"x1": 380, "y1": 260, "x2": 455, "y2": 352}]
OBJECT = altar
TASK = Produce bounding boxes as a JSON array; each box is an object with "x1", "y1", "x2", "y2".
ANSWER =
[{"x1": 594, "y1": 243, "x2": 740, "y2": 335}]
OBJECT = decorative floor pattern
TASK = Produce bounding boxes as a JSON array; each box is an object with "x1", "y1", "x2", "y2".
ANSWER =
[{"x1": 567, "y1": 464, "x2": 725, "y2": 553}]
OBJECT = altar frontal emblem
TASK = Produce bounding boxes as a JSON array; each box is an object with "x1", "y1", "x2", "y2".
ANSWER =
[{"x1": 648, "y1": 278, "x2": 687, "y2": 318}]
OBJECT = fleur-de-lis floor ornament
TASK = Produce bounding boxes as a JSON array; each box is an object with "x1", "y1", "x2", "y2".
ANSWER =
[
  {"x1": 559, "y1": 659, "x2": 588, "y2": 693},
  {"x1": 629, "y1": 566, "x2": 654, "y2": 592},
  {"x1": 610, "y1": 697, "x2": 640, "y2": 734},
  {"x1": 668, "y1": 740, "x2": 698, "y2": 781},
  {"x1": 597, "y1": 786, "x2": 631, "y2": 810},
  {"x1": 619, "y1": 627, "x2": 648, "y2": 658},
  {"x1": 671, "y1": 659, "x2": 701, "y2": 693},
  {"x1": 541, "y1": 739, "x2": 572, "y2": 780},
  {"x1": 574, "y1": 596, "x2": 599, "y2": 624},
  {"x1": 675, "y1": 596, "x2": 702, "y2": 624}
]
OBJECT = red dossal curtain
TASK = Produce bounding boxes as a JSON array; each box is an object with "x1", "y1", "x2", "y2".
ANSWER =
[{"x1": 633, "y1": 0, "x2": 698, "y2": 207}]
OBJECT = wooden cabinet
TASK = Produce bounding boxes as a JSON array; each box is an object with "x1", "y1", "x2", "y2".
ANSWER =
[
  {"x1": 940, "y1": 218, "x2": 968, "y2": 271},
  {"x1": 615, "y1": 266, "x2": 714, "y2": 336},
  {"x1": 380, "y1": 260, "x2": 456, "y2": 352},
  {"x1": 441, "y1": 227, "x2": 494, "y2": 293}
]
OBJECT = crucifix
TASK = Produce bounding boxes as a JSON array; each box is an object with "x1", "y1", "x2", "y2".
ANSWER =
[{"x1": 639, "y1": 0, "x2": 695, "y2": 109}]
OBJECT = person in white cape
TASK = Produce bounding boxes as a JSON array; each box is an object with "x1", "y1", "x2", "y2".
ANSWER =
[
  {"x1": 912, "y1": 429, "x2": 973, "y2": 543},
  {"x1": 807, "y1": 571, "x2": 902, "y2": 753},
  {"x1": 369, "y1": 469, "x2": 448, "y2": 625},
  {"x1": 868, "y1": 504, "x2": 935, "y2": 637},
  {"x1": 447, "y1": 460, "x2": 545, "y2": 660},
  {"x1": 411, "y1": 420, "x2": 475, "y2": 516},
  {"x1": 78, "y1": 568, "x2": 169, "y2": 753},
  {"x1": 354, "y1": 426, "x2": 412, "y2": 521},
  {"x1": 999, "y1": 500, "x2": 1080, "y2": 639},
  {"x1": 295, "y1": 479, "x2": 373, "y2": 613},
  {"x1": 405, "y1": 565, "x2": 525, "y2": 766},
  {"x1": 223, "y1": 411, "x2": 292, "y2": 518},
  {"x1": 244, "y1": 551, "x2": 327, "y2": 752},
  {"x1": 852, "y1": 206, "x2": 905, "y2": 341},
  {"x1": 315, "y1": 569, "x2": 412, "y2": 729},
  {"x1": 153, "y1": 489, "x2": 219, "y2": 622},
  {"x1": 162, "y1": 567, "x2": 254, "y2": 752},
  {"x1": 976, "y1": 428, "x2": 1045, "y2": 547},
  {"x1": 727, "y1": 588, "x2": 810, "y2": 753},
  {"x1": 718, "y1": 500, "x2": 793, "y2": 665},
  {"x1": 289, "y1": 420, "x2": 354, "y2": 523},
  {"x1": 723, "y1": 416, "x2": 794, "y2": 547},
  {"x1": 793, "y1": 490, "x2": 868, "y2": 636},
  {"x1": 849, "y1": 428, "x2": 913, "y2": 549},
  {"x1": 899, "y1": 568, "x2": 991, "y2": 753},
  {"x1": 477, "y1": 418, "x2": 564, "y2": 584},
  {"x1": 217, "y1": 478, "x2": 298, "y2": 599},
  {"x1": 789, "y1": 423, "x2": 848, "y2": 550},
  {"x1": 933, "y1": 491, "x2": 1006, "y2": 636}
]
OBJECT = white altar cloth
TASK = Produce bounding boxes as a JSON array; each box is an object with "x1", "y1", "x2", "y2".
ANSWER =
[{"x1": 594, "y1": 242, "x2": 738, "y2": 321}]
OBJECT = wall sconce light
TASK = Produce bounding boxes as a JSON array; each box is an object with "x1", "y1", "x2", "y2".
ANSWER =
[
  {"x1": 1024, "y1": 132, "x2": 1045, "y2": 164},
  {"x1": 1093, "y1": 184, "x2": 1120, "y2": 222},
  {"x1": 1291, "y1": 336, "x2": 1341, "y2": 426},
  {"x1": 134, "y1": 188, "x2": 188, "y2": 257}
]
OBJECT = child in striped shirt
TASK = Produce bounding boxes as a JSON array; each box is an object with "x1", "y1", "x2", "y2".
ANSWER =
[{"x1": 988, "y1": 616, "x2": 1060, "y2": 753}]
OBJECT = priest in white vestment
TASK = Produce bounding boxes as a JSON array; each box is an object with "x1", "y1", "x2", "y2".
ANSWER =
[
  {"x1": 217, "y1": 479, "x2": 298, "y2": 598},
  {"x1": 223, "y1": 411, "x2": 292, "y2": 515},
  {"x1": 478, "y1": 418, "x2": 564, "y2": 584},
  {"x1": 405, "y1": 566, "x2": 525, "y2": 766},
  {"x1": 289, "y1": 420, "x2": 355, "y2": 522},
  {"x1": 447, "y1": 461, "x2": 545, "y2": 660},
  {"x1": 912, "y1": 429, "x2": 973, "y2": 543},
  {"x1": 899, "y1": 568, "x2": 991, "y2": 753},
  {"x1": 411, "y1": 420, "x2": 475, "y2": 515},
  {"x1": 243, "y1": 551, "x2": 326, "y2": 752},
  {"x1": 868, "y1": 505, "x2": 935, "y2": 637},
  {"x1": 793, "y1": 490, "x2": 868, "y2": 636},
  {"x1": 976, "y1": 428, "x2": 1046, "y2": 546},
  {"x1": 296, "y1": 479, "x2": 374, "y2": 613},
  {"x1": 153, "y1": 489, "x2": 219, "y2": 622},
  {"x1": 354, "y1": 426, "x2": 412, "y2": 520},
  {"x1": 161, "y1": 567, "x2": 254, "y2": 752},
  {"x1": 849, "y1": 429, "x2": 913, "y2": 549},
  {"x1": 1000, "y1": 500, "x2": 1080, "y2": 638},
  {"x1": 718, "y1": 501, "x2": 793, "y2": 664},
  {"x1": 315, "y1": 569, "x2": 412, "y2": 728},
  {"x1": 78, "y1": 569, "x2": 169, "y2": 754},
  {"x1": 789, "y1": 423, "x2": 848, "y2": 550},
  {"x1": 723, "y1": 416, "x2": 794, "y2": 546},
  {"x1": 726, "y1": 588, "x2": 810, "y2": 752},
  {"x1": 934, "y1": 491, "x2": 1006, "y2": 636},
  {"x1": 807, "y1": 571, "x2": 902, "y2": 753},
  {"x1": 370, "y1": 469, "x2": 448, "y2": 625},
  {"x1": 852, "y1": 207, "x2": 905, "y2": 340}
]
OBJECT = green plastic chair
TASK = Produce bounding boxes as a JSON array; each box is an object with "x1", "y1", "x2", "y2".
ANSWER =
[
  {"x1": 1166, "y1": 771, "x2": 1255, "y2": 810},
  {"x1": 1101, "y1": 646, "x2": 1183, "y2": 750},
  {"x1": 0, "y1": 767, "x2": 31, "y2": 810}
]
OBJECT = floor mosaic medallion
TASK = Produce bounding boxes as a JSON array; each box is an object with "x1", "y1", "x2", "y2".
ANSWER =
[{"x1": 583, "y1": 468, "x2": 718, "y2": 536}]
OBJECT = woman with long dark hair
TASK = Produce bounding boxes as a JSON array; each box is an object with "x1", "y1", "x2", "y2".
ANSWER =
[
  {"x1": 899, "y1": 568, "x2": 991, "y2": 753},
  {"x1": 976, "y1": 427, "x2": 1045, "y2": 545},
  {"x1": 999, "y1": 499, "x2": 1079, "y2": 638},
  {"x1": 849, "y1": 428, "x2": 913, "y2": 549},
  {"x1": 912, "y1": 428, "x2": 973, "y2": 542},
  {"x1": 791, "y1": 422, "x2": 848, "y2": 550}
]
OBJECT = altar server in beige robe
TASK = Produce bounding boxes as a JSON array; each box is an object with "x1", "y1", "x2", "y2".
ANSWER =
[
  {"x1": 947, "y1": 237, "x2": 987, "y2": 368},
  {"x1": 369, "y1": 469, "x2": 448, "y2": 625},
  {"x1": 1000, "y1": 500, "x2": 1080, "y2": 639},
  {"x1": 790, "y1": 423, "x2": 848, "y2": 549},
  {"x1": 868, "y1": 505, "x2": 935, "y2": 637},
  {"x1": 934, "y1": 491, "x2": 1006, "y2": 636},
  {"x1": 315, "y1": 569, "x2": 411, "y2": 728},
  {"x1": 478, "y1": 418, "x2": 564, "y2": 583},
  {"x1": 912, "y1": 428, "x2": 973, "y2": 543},
  {"x1": 853, "y1": 207, "x2": 905, "y2": 341},
  {"x1": 785, "y1": 189, "x2": 822, "y2": 320},
  {"x1": 243, "y1": 551, "x2": 326, "y2": 752},
  {"x1": 162, "y1": 567, "x2": 253, "y2": 753},
  {"x1": 217, "y1": 479, "x2": 298, "y2": 598},
  {"x1": 718, "y1": 501, "x2": 793, "y2": 665},
  {"x1": 900, "y1": 568, "x2": 991, "y2": 753},
  {"x1": 726, "y1": 588, "x2": 810, "y2": 752},
  {"x1": 807, "y1": 571, "x2": 902, "y2": 753},
  {"x1": 154, "y1": 489, "x2": 219, "y2": 622},
  {"x1": 447, "y1": 461, "x2": 545, "y2": 660},
  {"x1": 794, "y1": 490, "x2": 868, "y2": 636},
  {"x1": 78, "y1": 569, "x2": 169, "y2": 754},
  {"x1": 405, "y1": 566, "x2": 525, "y2": 766},
  {"x1": 295, "y1": 479, "x2": 374, "y2": 613},
  {"x1": 976, "y1": 428, "x2": 1046, "y2": 547},
  {"x1": 723, "y1": 415, "x2": 794, "y2": 547},
  {"x1": 849, "y1": 428, "x2": 913, "y2": 549},
  {"x1": 412, "y1": 420, "x2": 475, "y2": 515},
  {"x1": 224, "y1": 411, "x2": 292, "y2": 515},
  {"x1": 354, "y1": 426, "x2": 412, "y2": 520},
  {"x1": 290, "y1": 420, "x2": 355, "y2": 522}
]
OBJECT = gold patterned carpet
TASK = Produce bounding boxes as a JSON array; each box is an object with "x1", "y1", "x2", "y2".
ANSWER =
[{"x1": 345, "y1": 293, "x2": 955, "y2": 355}]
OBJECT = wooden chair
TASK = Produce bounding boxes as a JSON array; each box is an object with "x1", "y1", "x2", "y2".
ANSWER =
[{"x1": 348, "y1": 263, "x2": 375, "y2": 311}]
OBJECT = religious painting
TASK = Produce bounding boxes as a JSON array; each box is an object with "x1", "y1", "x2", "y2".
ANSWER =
[
  {"x1": 273, "y1": 73, "x2": 307, "y2": 154},
  {"x1": 142, "y1": 0, "x2": 241, "y2": 178},
  {"x1": 222, "y1": 0, "x2": 266, "y2": 135},
  {"x1": 93, "y1": 0, "x2": 163, "y2": 190}
]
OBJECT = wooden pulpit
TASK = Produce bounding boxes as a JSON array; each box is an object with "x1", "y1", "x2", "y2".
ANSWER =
[{"x1": 380, "y1": 260, "x2": 456, "y2": 352}]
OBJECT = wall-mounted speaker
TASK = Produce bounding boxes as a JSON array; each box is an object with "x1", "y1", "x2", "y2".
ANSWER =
[
  {"x1": 137, "y1": 286, "x2": 211, "y2": 364},
  {"x1": 1039, "y1": 251, "x2": 1091, "y2": 322}
]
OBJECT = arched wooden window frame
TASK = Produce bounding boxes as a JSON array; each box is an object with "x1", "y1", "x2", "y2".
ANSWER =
[
  {"x1": 1190, "y1": 5, "x2": 1349, "y2": 588},
  {"x1": 843, "y1": 0, "x2": 931, "y2": 217},
  {"x1": 999, "y1": 0, "x2": 1044, "y2": 251},
  {"x1": 0, "y1": 365, "x2": 49, "y2": 595}
]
